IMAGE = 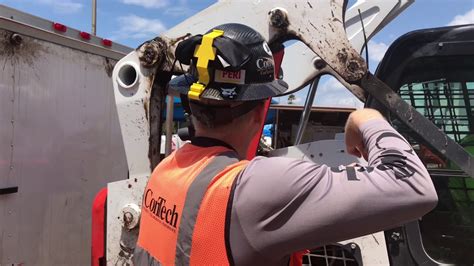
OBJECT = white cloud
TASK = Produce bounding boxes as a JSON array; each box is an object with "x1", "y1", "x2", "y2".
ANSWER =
[
  {"x1": 313, "y1": 77, "x2": 364, "y2": 108},
  {"x1": 367, "y1": 40, "x2": 388, "y2": 64},
  {"x1": 121, "y1": 0, "x2": 169, "y2": 8},
  {"x1": 275, "y1": 77, "x2": 363, "y2": 108},
  {"x1": 447, "y1": 9, "x2": 474, "y2": 26},
  {"x1": 37, "y1": 0, "x2": 83, "y2": 14},
  {"x1": 317, "y1": 76, "x2": 345, "y2": 93},
  {"x1": 112, "y1": 14, "x2": 167, "y2": 41}
]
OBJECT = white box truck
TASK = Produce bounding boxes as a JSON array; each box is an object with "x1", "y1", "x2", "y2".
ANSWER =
[{"x1": 0, "y1": 5, "x2": 131, "y2": 265}]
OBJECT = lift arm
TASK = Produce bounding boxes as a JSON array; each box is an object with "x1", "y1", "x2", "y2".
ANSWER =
[{"x1": 112, "y1": 0, "x2": 417, "y2": 179}]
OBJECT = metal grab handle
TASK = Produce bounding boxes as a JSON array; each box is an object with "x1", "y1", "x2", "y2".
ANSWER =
[
  {"x1": 0, "y1": 186, "x2": 18, "y2": 195},
  {"x1": 295, "y1": 76, "x2": 321, "y2": 145},
  {"x1": 165, "y1": 95, "x2": 175, "y2": 157}
]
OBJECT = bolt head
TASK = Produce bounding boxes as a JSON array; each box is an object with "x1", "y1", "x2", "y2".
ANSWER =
[
  {"x1": 121, "y1": 203, "x2": 141, "y2": 230},
  {"x1": 268, "y1": 8, "x2": 289, "y2": 29},
  {"x1": 123, "y1": 212, "x2": 134, "y2": 224},
  {"x1": 391, "y1": 231, "x2": 401, "y2": 241},
  {"x1": 10, "y1": 34, "x2": 23, "y2": 46},
  {"x1": 313, "y1": 58, "x2": 326, "y2": 69}
]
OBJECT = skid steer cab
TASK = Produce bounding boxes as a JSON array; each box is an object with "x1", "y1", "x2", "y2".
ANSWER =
[{"x1": 94, "y1": 0, "x2": 474, "y2": 265}]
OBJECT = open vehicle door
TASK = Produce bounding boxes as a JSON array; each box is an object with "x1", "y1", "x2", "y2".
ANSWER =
[{"x1": 370, "y1": 24, "x2": 474, "y2": 266}]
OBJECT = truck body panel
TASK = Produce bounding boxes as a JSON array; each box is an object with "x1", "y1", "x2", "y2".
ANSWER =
[{"x1": 0, "y1": 7, "x2": 130, "y2": 264}]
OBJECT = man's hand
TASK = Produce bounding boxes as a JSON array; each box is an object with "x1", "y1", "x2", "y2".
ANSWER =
[{"x1": 344, "y1": 108, "x2": 385, "y2": 160}]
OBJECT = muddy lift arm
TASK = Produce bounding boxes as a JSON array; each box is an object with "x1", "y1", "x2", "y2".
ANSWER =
[
  {"x1": 112, "y1": 0, "x2": 417, "y2": 182},
  {"x1": 107, "y1": 0, "x2": 473, "y2": 263}
]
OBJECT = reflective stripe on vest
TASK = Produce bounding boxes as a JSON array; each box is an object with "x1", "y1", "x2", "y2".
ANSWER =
[
  {"x1": 135, "y1": 145, "x2": 248, "y2": 266},
  {"x1": 175, "y1": 151, "x2": 238, "y2": 265}
]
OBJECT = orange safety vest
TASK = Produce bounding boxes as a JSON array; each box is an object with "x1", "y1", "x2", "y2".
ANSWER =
[{"x1": 134, "y1": 143, "x2": 247, "y2": 265}]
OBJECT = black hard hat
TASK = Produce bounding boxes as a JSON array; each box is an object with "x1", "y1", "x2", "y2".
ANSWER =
[{"x1": 169, "y1": 23, "x2": 288, "y2": 101}]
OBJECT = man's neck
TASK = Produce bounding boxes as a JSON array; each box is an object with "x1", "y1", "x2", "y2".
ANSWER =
[{"x1": 194, "y1": 133, "x2": 248, "y2": 159}]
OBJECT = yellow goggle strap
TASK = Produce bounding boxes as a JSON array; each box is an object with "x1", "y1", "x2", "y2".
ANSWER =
[{"x1": 188, "y1": 29, "x2": 224, "y2": 101}]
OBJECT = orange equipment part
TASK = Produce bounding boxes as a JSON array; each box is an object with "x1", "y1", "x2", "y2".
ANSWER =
[{"x1": 91, "y1": 188, "x2": 107, "y2": 266}]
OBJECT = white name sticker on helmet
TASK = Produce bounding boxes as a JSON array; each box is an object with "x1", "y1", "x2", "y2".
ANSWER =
[{"x1": 214, "y1": 70, "x2": 246, "y2": 84}]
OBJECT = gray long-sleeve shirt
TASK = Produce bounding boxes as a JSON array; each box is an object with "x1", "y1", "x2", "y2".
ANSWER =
[{"x1": 229, "y1": 119, "x2": 438, "y2": 265}]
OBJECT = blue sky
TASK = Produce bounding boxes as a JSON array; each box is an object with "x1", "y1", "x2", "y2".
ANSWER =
[{"x1": 2, "y1": 0, "x2": 473, "y2": 107}]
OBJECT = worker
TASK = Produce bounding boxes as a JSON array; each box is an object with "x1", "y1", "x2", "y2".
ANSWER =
[{"x1": 133, "y1": 23, "x2": 438, "y2": 265}]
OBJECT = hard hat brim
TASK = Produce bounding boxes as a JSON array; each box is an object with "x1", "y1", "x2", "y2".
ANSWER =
[{"x1": 168, "y1": 73, "x2": 288, "y2": 101}]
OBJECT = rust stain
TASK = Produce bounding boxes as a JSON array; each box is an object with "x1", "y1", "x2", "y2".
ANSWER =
[
  {"x1": 138, "y1": 41, "x2": 161, "y2": 67},
  {"x1": 143, "y1": 98, "x2": 149, "y2": 122},
  {"x1": 103, "y1": 57, "x2": 115, "y2": 78},
  {"x1": 336, "y1": 48, "x2": 348, "y2": 63},
  {"x1": 346, "y1": 58, "x2": 366, "y2": 80},
  {"x1": 269, "y1": 8, "x2": 289, "y2": 29},
  {"x1": 142, "y1": 74, "x2": 156, "y2": 122},
  {"x1": 137, "y1": 37, "x2": 171, "y2": 69},
  {"x1": 336, "y1": 48, "x2": 367, "y2": 82}
]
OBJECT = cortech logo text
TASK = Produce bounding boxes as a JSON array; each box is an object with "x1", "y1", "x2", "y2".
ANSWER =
[
  {"x1": 144, "y1": 189, "x2": 179, "y2": 230},
  {"x1": 256, "y1": 57, "x2": 274, "y2": 75}
]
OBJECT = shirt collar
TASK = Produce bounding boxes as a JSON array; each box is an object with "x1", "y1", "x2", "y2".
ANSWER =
[{"x1": 190, "y1": 136, "x2": 236, "y2": 152}]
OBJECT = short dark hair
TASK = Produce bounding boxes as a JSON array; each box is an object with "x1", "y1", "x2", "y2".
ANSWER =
[{"x1": 190, "y1": 100, "x2": 265, "y2": 128}]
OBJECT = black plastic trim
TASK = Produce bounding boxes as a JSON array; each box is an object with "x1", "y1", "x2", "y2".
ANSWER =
[{"x1": 404, "y1": 221, "x2": 445, "y2": 266}]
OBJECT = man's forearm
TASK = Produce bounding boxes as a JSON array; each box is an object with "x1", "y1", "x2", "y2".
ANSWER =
[{"x1": 231, "y1": 119, "x2": 438, "y2": 258}]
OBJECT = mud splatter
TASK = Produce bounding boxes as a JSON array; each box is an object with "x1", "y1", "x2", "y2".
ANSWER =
[
  {"x1": 336, "y1": 48, "x2": 348, "y2": 63},
  {"x1": 0, "y1": 30, "x2": 46, "y2": 70},
  {"x1": 104, "y1": 57, "x2": 115, "y2": 78},
  {"x1": 269, "y1": 8, "x2": 289, "y2": 29},
  {"x1": 144, "y1": 98, "x2": 149, "y2": 122}
]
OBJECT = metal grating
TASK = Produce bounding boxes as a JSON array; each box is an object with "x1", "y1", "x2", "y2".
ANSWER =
[
  {"x1": 397, "y1": 79, "x2": 474, "y2": 144},
  {"x1": 303, "y1": 244, "x2": 361, "y2": 266}
]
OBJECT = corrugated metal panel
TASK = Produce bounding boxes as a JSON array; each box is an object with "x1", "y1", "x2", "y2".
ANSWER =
[{"x1": 0, "y1": 30, "x2": 127, "y2": 265}]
